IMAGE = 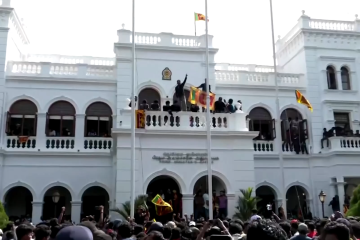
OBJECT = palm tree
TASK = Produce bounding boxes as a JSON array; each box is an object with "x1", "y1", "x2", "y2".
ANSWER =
[
  {"x1": 111, "y1": 195, "x2": 148, "y2": 219},
  {"x1": 233, "y1": 187, "x2": 261, "y2": 221}
]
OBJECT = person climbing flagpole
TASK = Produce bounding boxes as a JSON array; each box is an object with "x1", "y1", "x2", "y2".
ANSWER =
[
  {"x1": 204, "y1": 0, "x2": 213, "y2": 220},
  {"x1": 269, "y1": 0, "x2": 287, "y2": 218},
  {"x1": 130, "y1": 0, "x2": 136, "y2": 219}
]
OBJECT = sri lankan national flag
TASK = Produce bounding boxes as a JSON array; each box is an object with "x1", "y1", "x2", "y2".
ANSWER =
[
  {"x1": 151, "y1": 194, "x2": 173, "y2": 216},
  {"x1": 188, "y1": 86, "x2": 216, "y2": 110},
  {"x1": 295, "y1": 90, "x2": 313, "y2": 112},
  {"x1": 194, "y1": 13, "x2": 208, "y2": 21}
]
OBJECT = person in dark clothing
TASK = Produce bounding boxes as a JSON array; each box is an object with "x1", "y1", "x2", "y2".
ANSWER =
[
  {"x1": 163, "y1": 101, "x2": 171, "y2": 111},
  {"x1": 329, "y1": 195, "x2": 340, "y2": 213},
  {"x1": 197, "y1": 80, "x2": 212, "y2": 93},
  {"x1": 174, "y1": 74, "x2": 188, "y2": 111},
  {"x1": 190, "y1": 104, "x2": 199, "y2": 112},
  {"x1": 139, "y1": 100, "x2": 149, "y2": 110},
  {"x1": 214, "y1": 97, "x2": 226, "y2": 113},
  {"x1": 150, "y1": 100, "x2": 160, "y2": 110},
  {"x1": 170, "y1": 101, "x2": 181, "y2": 112},
  {"x1": 226, "y1": 99, "x2": 235, "y2": 113}
]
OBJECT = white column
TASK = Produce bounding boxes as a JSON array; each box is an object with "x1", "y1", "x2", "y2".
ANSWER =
[
  {"x1": 32, "y1": 201, "x2": 43, "y2": 224},
  {"x1": 336, "y1": 177, "x2": 346, "y2": 214},
  {"x1": 71, "y1": 201, "x2": 82, "y2": 224},
  {"x1": 75, "y1": 114, "x2": 85, "y2": 151},
  {"x1": 227, "y1": 194, "x2": 236, "y2": 218},
  {"x1": 182, "y1": 194, "x2": 194, "y2": 216},
  {"x1": 275, "y1": 199, "x2": 283, "y2": 213},
  {"x1": 36, "y1": 113, "x2": 47, "y2": 150},
  {"x1": 336, "y1": 71, "x2": 342, "y2": 90}
]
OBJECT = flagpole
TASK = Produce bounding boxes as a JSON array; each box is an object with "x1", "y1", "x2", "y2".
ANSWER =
[
  {"x1": 269, "y1": 0, "x2": 287, "y2": 218},
  {"x1": 130, "y1": 0, "x2": 136, "y2": 219},
  {"x1": 194, "y1": 13, "x2": 197, "y2": 36},
  {"x1": 204, "y1": 0, "x2": 213, "y2": 220}
]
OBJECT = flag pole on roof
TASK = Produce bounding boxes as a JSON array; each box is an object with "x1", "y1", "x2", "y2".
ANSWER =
[
  {"x1": 130, "y1": 0, "x2": 136, "y2": 219},
  {"x1": 204, "y1": 0, "x2": 213, "y2": 220},
  {"x1": 269, "y1": 0, "x2": 287, "y2": 218}
]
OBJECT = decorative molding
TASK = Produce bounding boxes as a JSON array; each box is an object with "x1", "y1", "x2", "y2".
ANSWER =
[
  {"x1": 143, "y1": 168, "x2": 187, "y2": 194},
  {"x1": 1, "y1": 181, "x2": 37, "y2": 202},
  {"x1": 6, "y1": 76, "x2": 116, "y2": 85},
  {"x1": 319, "y1": 56, "x2": 356, "y2": 61}
]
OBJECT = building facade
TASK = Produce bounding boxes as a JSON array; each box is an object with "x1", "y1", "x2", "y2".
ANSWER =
[{"x1": 0, "y1": 1, "x2": 358, "y2": 223}]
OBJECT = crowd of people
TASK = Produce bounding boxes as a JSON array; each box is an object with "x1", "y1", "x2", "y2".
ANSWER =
[{"x1": 1, "y1": 203, "x2": 360, "y2": 240}]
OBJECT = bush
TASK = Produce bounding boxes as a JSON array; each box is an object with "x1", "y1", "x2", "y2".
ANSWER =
[
  {"x1": 0, "y1": 201, "x2": 9, "y2": 229},
  {"x1": 233, "y1": 187, "x2": 261, "y2": 221},
  {"x1": 346, "y1": 185, "x2": 360, "y2": 217},
  {"x1": 111, "y1": 195, "x2": 148, "y2": 220}
]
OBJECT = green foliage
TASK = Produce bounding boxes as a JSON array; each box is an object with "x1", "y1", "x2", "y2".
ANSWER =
[
  {"x1": 0, "y1": 201, "x2": 9, "y2": 230},
  {"x1": 111, "y1": 195, "x2": 148, "y2": 220},
  {"x1": 233, "y1": 187, "x2": 261, "y2": 221},
  {"x1": 346, "y1": 185, "x2": 360, "y2": 217}
]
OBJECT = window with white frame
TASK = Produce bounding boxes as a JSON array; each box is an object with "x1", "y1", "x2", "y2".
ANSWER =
[
  {"x1": 326, "y1": 66, "x2": 337, "y2": 90},
  {"x1": 334, "y1": 112, "x2": 350, "y2": 129},
  {"x1": 341, "y1": 66, "x2": 351, "y2": 90}
]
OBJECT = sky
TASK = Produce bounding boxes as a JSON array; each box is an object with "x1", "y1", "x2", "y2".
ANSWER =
[{"x1": 12, "y1": 0, "x2": 360, "y2": 65}]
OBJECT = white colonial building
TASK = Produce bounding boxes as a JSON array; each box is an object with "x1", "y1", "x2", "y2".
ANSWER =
[{"x1": 0, "y1": 1, "x2": 359, "y2": 223}]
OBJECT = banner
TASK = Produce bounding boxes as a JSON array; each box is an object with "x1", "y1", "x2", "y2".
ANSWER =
[
  {"x1": 136, "y1": 110, "x2": 145, "y2": 128},
  {"x1": 188, "y1": 86, "x2": 215, "y2": 110}
]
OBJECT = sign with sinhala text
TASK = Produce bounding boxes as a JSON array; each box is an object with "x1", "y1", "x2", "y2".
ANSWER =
[{"x1": 152, "y1": 152, "x2": 219, "y2": 163}]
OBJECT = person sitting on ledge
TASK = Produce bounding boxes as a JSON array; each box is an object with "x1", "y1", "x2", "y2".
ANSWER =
[
  {"x1": 151, "y1": 100, "x2": 160, "y2": 111},
  {"x1": 191, "y1": 104, "x2": 199, "y2": 112},
  {"x1": 139, "y1": 100, "x2": 149, "y2": 110}
]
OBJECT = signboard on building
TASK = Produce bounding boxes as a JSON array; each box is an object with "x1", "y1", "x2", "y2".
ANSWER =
[{"x1": 152, "y1": 152, "x2": 219, "y2": 163}]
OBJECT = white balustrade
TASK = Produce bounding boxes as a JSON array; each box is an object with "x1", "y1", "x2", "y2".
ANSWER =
[
  {"x1": 215, "y1": 63, "x2": 274, "y2": 72},
  {"x1": 83, "y1": 137, "x2": 113, "y2": 151},
  {"x1": 7, "y1": 61, "x2": 116, "y2": 80},
  {"x1": 215, "y1": 70, "x2": 305, "y2": 88},
  {"x1": 26, "y1": 54, "x2": 115, "y2": 66},
  {"x1": 144, "y1": 111, "x2": 230, "y2": 130},
  {"x1": 45, "y1": 137, "x2": 75, "y2": 150},
  {"x1": 6, "y1": 136, "x2": 37, "y2": 150},
  {"x1": 309, "y1": 19, "x2": 355, "y2": 31},
  {"x1": 326, "y1": 137, "x2": 360, "y2": 151},
  {"x1": 123, "y1": 31, "x2": 211, "y2": 47},
  {"x1": 253, "y1": 140, "x2": 274, "y2": 152}
]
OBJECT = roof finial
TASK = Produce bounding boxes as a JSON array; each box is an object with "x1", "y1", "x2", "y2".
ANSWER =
[
  {"x1": 278, "y1": 35, "x2": 281, "y2": 40},
  {"x1": 302, "y1": 10, "x2": 305, "y2": 16},
  {"x1": 122, "y1": 23, "x2": 125, "y2": 29},
  {"x1": 356, "y1": 14, "x2": 358, "y2": 20}
]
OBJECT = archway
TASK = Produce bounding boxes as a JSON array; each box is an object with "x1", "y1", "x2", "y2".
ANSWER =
[
  {"x1": 193, "y1": 176, "x2": 227, "y2": 220},
  {"x1": 146, "y1": 175, "x2": 182, "y2": 220},
  {"x1": 42, "y1": 186, "x2": 72, "y2": 221},
  {"x1": 138, "y1": 88, "x2": 161, "y2": 110},
  {"x1": 280, "y1": 108, "x2": 307, "y2": 152},
  {"x1": 4, "y1": 187, "x2": 33, "y2": 220},
  {"x1": 248, "y1": 107, "x2": 273, "y2": 140},
  {"x1": 81, "y1": 186, "x2": 109, "y2": 221},
  {"x1": 7, "y1": 99, "x2": 38, "y2": 137},
  {"x1": 286, "y1": 185, "x2": 308, "y2": 219},
  {"x1": 85, "y1": 101, "x2": 113, "y2": 138},
  {"x1": 256, "y1": 186, "x2": 276, "y2": 218}
]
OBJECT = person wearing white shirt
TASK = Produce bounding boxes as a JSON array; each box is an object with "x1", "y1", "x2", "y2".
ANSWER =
[
  {"x1": 203, "y1": 191, "x2": 209, "y2": 220},
  {"x1": 249, "y1": 209, "x2": 262, "y2": 222}
]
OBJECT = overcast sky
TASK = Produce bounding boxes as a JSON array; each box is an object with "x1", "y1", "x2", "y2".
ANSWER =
[{"x1": 12, "y1": 0, "x2": 360, "y2": 65}]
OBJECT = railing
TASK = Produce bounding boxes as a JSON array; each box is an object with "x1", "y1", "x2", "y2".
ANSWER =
[
  {"x1": 144, "y1": 112, "x2": 229, "y2": 130},
  {"x1": 253, "y1": 140, "x2": 274, "y2": 152},
  {"x1": 84, "y1": 137, "x2": 113, "y2": 151},
  {"x1": 6, "y1": 136, "x2": 36, "y2": 149},
  {"x1": 25, "y1": 54, "x2": 115, "y2": 66},
  {"x1": 119, "y1": 30, "x2": 212, "y2": 48},
  {"x1": 215, "y1": 71, "x2": 305, "y2": 88},
  {"x1": 45, "y1": 137, "x2": 75, "y2": 150},
  {"x1": 309, "y1": 19, "x2": 355, "y2": 31},
  {"x1": 215, "y1": 64, "x2": 274, "y2": 72},
  {"x1": 325, "y1": 137, "x2": 360, "y2": 151},
  {"x1": 6, "y1": 61, "x2": 116, "y2": 80}
]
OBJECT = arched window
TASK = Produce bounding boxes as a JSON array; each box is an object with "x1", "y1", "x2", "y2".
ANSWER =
[
  {"x1": 85, "y1": 102, "x2": 112, "y2": 137},
  {"x1": 341, "y1": 66, "x2": 351, "y2": 90},
  {"x1": 248, "y1": 107, "x2": 275, "y2": 140},
  {"x1": 46, "y1": 101, "x2": 76, "y2": 137},
  {"x1": 172, "y1": 89, "x2": 191, "y2": 111},
  {"x1": 7, "y1": 100, "x2": 38, "y2": 136},
  {"x1": 281, "y1": 108, "x2": 308, "y2": 143},
  {"x1": 326, "y1": 66, "x2": 337, "y2": 90},
  {"x1": 138, "y1": 88, "x2": 161, "y2": 110}
]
